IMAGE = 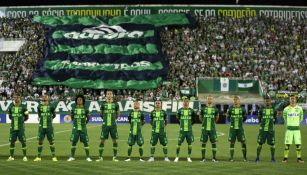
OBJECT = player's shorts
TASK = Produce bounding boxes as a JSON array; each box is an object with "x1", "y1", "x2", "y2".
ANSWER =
[
  {"x1": 127, "y1": 132, "x2": 144, "y2": 146},
  {"x1": 200, "y1": 129, "x2": 217, "y2": 143},
  {"x1": 257, "y1": 130, "x2": 275, "y2": 145},
  {"x1": 70, "y1": 128, "x2": 89, "y2": 144},
  {"x1": 178, "y1": 131, "x2": 194, "y2": 145},
  {"x1": 100, "y1": 125, "x2": 118, "y2": 140},
  {"x1": 228, "y1": 128, "x2": 246, "y2": 143},
  {"x1": 9, "y1": 128, "x2": 26, "y2": 143},
  {"x1": 37, "y1": 127, "x2": 54, "y2": 142},
  {"x1": 284, "y1": 130, "x2": 301, "y2": 145},
  {"x1": 150, "y1": 131, "x2": 168, "y2": 146}
]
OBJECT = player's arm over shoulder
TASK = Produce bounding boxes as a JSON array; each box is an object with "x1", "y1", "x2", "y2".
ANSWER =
[
  {"x1": 214, "y1": 106, "x2": 219, "y2": 122},
  {"x1": 242, "y1": 106, "x2": 247, "y2": 122},
  {"x1": 51, "y1": 104, "x2": 56, "y2": 119},
  {"x1": 257, "y1": 107, "x2": 263, "y2": 122},
  {"x1": 163, "y1": 110, "x2": 168, "y2": 125},
  {"x1": 127, "y1": 110, "x2": 132, "y2": 123},
  {"x1": 199, "y1": 108, "x2": 203, "y2": 122},
  {"x1": 70, "y1": 107, "x2": 75, "y2": 120},
  {"x1": 115, "y1": 103, "x2": 120, "y2": 119},
  {"x1": 8, "y1": 104, "x2": 12, "y2": 119},
  {"x1": 226, "y1": 106, "x2": 232, "y2": 121},
  {"x1": 23, "y1": 105, "x2": 29, "y2": 121},
  {"x1": 85, "y1": 109, "x2": 90, "y2": 123},
  {"x1": 298, "y1": 106, "x2": 304, "y2": 122},
  {"x1": 191, "y1": 108, "x2": 197, "y2": 125},
  {"x1": 176, "y1": 108, "x2": 181, "y2": 124}
]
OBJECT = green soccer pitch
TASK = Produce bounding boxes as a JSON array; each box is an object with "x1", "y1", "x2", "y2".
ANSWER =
[{"x1": 0, "y1": 124, "x2": 306, "y2": 175}]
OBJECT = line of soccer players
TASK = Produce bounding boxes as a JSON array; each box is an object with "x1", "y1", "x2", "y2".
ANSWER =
[{"x1": 6, "y1": 90, "x2": 304, "y2": 163}]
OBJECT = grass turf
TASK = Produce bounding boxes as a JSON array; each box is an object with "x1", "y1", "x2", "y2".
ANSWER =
[{"x1": 0, "y1": 123, "x2": 306, "y2": 175}]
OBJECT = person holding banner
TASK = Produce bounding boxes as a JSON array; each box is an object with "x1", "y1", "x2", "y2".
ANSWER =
[
  {"x1": 199, "y1": 95, "x2": 219, "y2": 162},
  {"x1": 125, "y1": 100, "x2": 145, "y2": 162},
  {"x1": 255, "y1": 97, "x2": 277, "y2": 163},
  {"x1": 174, "y1": 98, "x2": 196, "y2": 162},
  {"x1": 227, "y1": 96, "x2": 247, "y2": 162},
  {"x1": 282, "y1": 95, "x2": 304, "y2": 163},
  {"x1": 34, "y1": 95, "x2": 58, "y2": 162},
  {"x1": 7, "y1": 94, "x2": 29, "y2": 161},
  {"x1": 97, "y1": 90, "x2": 120, "y2": 162},
  {"x1": 148, "y1": 100, "x2": 170, "y2": 162},
  {"x1": 67, "y1": 94, "x2": 92, "y2": 161}
]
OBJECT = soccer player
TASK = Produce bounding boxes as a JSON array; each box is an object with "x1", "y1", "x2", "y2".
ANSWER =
[
  {"x1": 67, "y1": 94, "x2": 92, "y2": 161},
  {"x1": 96, "y1": 90, "x2": 120, "y2": 162},
  {"x1": 125, "y1": 100, "x2": 145, "y2": 162},
  {"x1": 7, "y1": 94, "x2": 29, "y2": 161},
  {"x1": 199, "y1": 96, "x2": 219, "y2": 162},
  {"x1": 255, "y1": 97, "x2": 277, "y2": 163},
  {"x1": 148, "y1": 100, "x2": 170, "y2": 162},
  {"x1": 34, "y1": 95, "x2": 58, "y2": 161},
  {"x1": 227, "y1": 96, "x2": 247, "y2": 162},
  {"x1": 174, "y1": 98, "x2": 196, "y2": 162},
  {"x1": 282, "y1": 95, "x2": 304, "y2": 163}
]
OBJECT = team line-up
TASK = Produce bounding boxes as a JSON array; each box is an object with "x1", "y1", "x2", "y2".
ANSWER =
[{"x1": 6, "y1": 90, "x2": 304, "y2": 163}]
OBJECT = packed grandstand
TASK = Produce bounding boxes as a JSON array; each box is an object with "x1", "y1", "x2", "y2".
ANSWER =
[{"x1": 0, "y1": 13, "x2": 306, "y2": 103}]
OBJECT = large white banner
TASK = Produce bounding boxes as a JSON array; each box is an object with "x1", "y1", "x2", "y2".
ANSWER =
[{"x1": 220, "y1": 78, "x2": 229, "y2": 92}]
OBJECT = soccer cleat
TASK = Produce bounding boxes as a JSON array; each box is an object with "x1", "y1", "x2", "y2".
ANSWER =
[
  {"x1": 23, "y1": 156, "x2": 28, "y2": 161},
  {"x1": 139, "y1": 158, "x2": 145, "y2": 162},
  {"x1": 200, "y1": 158, "x2": 206, "y2": 162},
  {"x1": 34, "y1": 157, "x2": 41, "y2": 162},
  {"x1": 52, "y1": 157, "x2": 58, "y2": 162},
  {"x1": 125, "y1": 158, "x2": 131, "y2": 162},
  {"x1": 229, "y1": 159, "x2": 234, "y2": 162},
  {"x1": 243, "y1": 158, "x2": 247, "y2": 162},
  {"x1": 96, "y1": 157, "x2": 103, "y2": 162},
  {"x1": 255, "y1": 157, "x2": 260, "y2": 163},
  {"x1": 148, "y1": 157, "x2": 155, "y2": 162},
  {"x1": 297, "y1": 158, "x2": 304, "y2": 163},
  {"x1": 67, "y1": 157, "x2": 75, "y2": 161},
  {"x1": 7, "y1": 156, "x2": 14, "y2": 161},
  {"x1": 212, "y1": 158, "x2": 218, "y2": 162},
  {"x1": 174, "y1": 157, "x2": 179, "y2": 162},
  {"x1": 271, "y1": 159, "x2": 276, "y2": 163},
  {"x1": 187, "y1": 157, "x2": 192, "y2": 162},
  {"x1": 86, "y1": 157, "x2": 92, "y2": 162},
  {"x1": 112, "y1": 157, "x2": 119, "y2": 162},
  {"x1": 164, "y1": 157, "x2": 170, "y2": 162},
  {"x1": 282, "y1": 158, "x2": 288, "y2": 163}
]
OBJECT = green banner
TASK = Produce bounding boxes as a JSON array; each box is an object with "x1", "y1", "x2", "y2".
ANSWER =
[
  {"x1": 44, "y1": 60, "x2": 163, "y2": 72},
  {"x1": 50, "y1": 43, "x2": 158, "y2": 55},
  {"x1": 32, "y1": 77, "x2": 163, "y2": 89},
  {"x1": 4, "y1": 5, "x2": 307, "y2": 21},
  {"x1": 33, "y1": 14, "x2": 194, "y2": 90}
]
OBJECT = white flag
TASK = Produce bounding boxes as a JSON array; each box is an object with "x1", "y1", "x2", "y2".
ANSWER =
[
  {"x1": 220, "y1": 78, "x2": 229, "y2": 92},
  {"x1": 238, "y1": 82, "x2": 253, "y2": 88}
]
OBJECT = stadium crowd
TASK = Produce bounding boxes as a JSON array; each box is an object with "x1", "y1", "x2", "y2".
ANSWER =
[{"x1": 0, "y1": 15, "x2": 306, "y2": 101}]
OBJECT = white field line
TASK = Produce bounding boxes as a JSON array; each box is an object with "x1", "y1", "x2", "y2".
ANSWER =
[{"x1": 0, "y1": 125, "x2": 100, "y2": 147}]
